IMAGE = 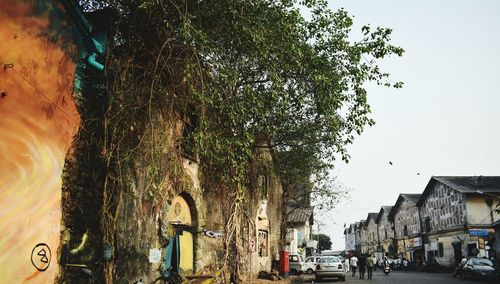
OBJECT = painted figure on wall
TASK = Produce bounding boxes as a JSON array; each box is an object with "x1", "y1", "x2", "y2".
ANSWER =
[{"x1": 0, "y1": 0, "x2": 81, "y2": 282}]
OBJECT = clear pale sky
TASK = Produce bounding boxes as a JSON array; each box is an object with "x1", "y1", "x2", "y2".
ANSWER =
[{"x1": 317, "y1": 0, "x2": 500, "y2": 250}]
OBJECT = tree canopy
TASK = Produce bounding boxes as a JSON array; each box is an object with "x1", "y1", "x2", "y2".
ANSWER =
[
  {"x1": 81, "y1": 0, "x2": 403, "y2": 198},
  {"x1": 313, "y1": 233, "x2": 333, "y2": 251}
]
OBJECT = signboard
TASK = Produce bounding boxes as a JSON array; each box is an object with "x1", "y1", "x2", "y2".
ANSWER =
[
  {"x1": 430, "y1": 241, "x2": 438, "y2": 251},
  {"x1": 414, "y1": 237, "x2": 423, "y2": 247},
  {"x1": 149, "y1": 248, "x2": 162, "y2": 263},
  {"x1": 469, "y1": 229, "x2": 489, "y2": 237},
  {"x1": 306, "y1": 240, "x2": 318, "y2": 249}
]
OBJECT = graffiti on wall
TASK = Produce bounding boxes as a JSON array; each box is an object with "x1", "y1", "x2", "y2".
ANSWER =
[{"x1": 0, "y1": 0, "x2": 80, "y2": 282}]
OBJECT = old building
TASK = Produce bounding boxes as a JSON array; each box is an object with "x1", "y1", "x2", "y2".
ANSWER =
[
  {"x1": 354, "y1": 221, "x2": 362, "y2": 254},
  {"x1": 364, "y1": 213, "x2": 379, "y2": 255},
  {"x1": 358, "y1": 220, "x2": 368, "y2": 254},
  {"x1": 376, "y1": 206, "x2": 394, "y2": 256},
  {"x1": 286, "y1": 207, "x2": 315, "y2": 258},
  {"x1": 344, "y1": 224, "x2": 356, "y2": 257},
  {"x1": 491, "y1": 219, "x2": 500, "y2": 265},
  {"x1": 389, "y1": 194, "x2": 423, "y2": 264},
  {"x1": 0, "y1": 1, "x2": 287, "y2": 283},
  {"x1": 417, "y1": 176, "x2": 500, "y2": 267}
]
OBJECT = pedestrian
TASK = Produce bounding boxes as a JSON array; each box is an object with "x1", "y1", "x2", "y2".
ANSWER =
[
  {"x1": 350, "y1": 254, "x2": 358, "y2": 277},
  {"x1": 366, "y1": 254, "x2": 375, "y2": 280},
  {"x1": 403, "y1": 258, "x2": 408, "y2": 272},
  {"x1": 358, "y1": 254, "x2": 367, "y2": 279},
  {"x1": 345, "y1": 257, "x2": 350, "y2": 273}
]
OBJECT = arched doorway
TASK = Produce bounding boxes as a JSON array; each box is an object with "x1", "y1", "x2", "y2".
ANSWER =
[{"x1": 165, "y1": 194, "x2": 195, "y2": 276}]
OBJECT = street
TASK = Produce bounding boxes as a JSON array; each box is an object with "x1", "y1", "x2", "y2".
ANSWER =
[{"x1": 298, "y1": 271, "x2": 499, "y2": 284}]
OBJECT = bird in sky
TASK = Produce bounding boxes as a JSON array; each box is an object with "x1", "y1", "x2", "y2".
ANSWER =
[{"x1": 389, "y1": 161, "x2": 393, "y2": 165}]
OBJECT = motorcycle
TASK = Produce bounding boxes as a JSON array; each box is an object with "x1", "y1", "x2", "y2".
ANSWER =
[{"x1": 383, "y1": 264, "x2": 391, "y2": 275}]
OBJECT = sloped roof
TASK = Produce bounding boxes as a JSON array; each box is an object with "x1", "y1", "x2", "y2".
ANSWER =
[
  {"x1": 348, "y1": 223, "x2": 355, "y2": 233},
  {"x1": 286, "y1": 207, "x2": 313, "y2": 223},
  {"x1": 401, "y1": 194, "x2": 421, "y2": 204},
  {"x1": 366, "y1": 213, "x2": 378, "y2": 225},
  {"x1": 417, "y1": 176, "x2": 500, "y2": 206},
  {"x1": 376, "y1": 206, "x2": 393, "y2": 223},
  {"x1": 366, "y1": 212, "x2": 378, "y2": 223},
  {"x1": 359, "y1": 220, "x2": 366, "y2": 229},
  {"x1": 388, "y1": 193, "x2": 421, "y2": 220}
]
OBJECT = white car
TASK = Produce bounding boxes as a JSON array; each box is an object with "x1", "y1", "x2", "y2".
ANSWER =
[
  {"x1": 315, "y1": 256, "x2": 346, "y2": 282},
  {"x1": 288, "y1": 254, "x2": 305, "y2": 275},
  {"x1": 303, "y1": 256, "x2": 323, "y2": 274}
]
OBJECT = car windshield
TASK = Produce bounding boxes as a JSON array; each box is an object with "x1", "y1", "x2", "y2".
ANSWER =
[{"x1": 471, "y1": 259, "x2": 493, "y2": 267}]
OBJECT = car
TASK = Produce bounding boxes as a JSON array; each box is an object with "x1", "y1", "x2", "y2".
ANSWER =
[
  {"x1": 303, "y1": 256, "x2": 323, "y2": 274},
  {"x1": 288, "y1": 254, "x2": 305, "y2": 275},
  {"x1": 314, "y1": 256, "x2": 346, "y2": 282},
  {"x1": 462, "y1": 258, "x2": 499, "y2": 281}
]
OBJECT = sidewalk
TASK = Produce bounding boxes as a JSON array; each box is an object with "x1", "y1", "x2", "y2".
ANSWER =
[{"x1": 252, "y1": 275, "x2": 303, "y2": 284}]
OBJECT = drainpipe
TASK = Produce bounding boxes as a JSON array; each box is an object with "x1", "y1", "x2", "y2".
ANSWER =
[{"x1": 87, "y1": 52, "x2": 104, "y2": 71}]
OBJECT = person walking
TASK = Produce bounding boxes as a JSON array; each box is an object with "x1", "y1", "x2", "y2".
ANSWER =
[
  {"x1": 345, "y1": 257, "x2": 350, "y2": 273},
  {"x1": 350, "y1": 255, "x2": 358, "y2": 277},
  {"x1": 366, "y1": 254, "x2": 375, "y2": 280},
  {"x1": 358, "y1": 254, "x2": 367, "y2": 279},
  {"x1": 403, "y1": 258, "x2": 408, "y2": 272}
]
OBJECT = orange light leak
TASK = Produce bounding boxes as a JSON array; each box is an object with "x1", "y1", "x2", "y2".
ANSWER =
[{"x1": 0, "y1": 1, "x2": 80, "y2": 282}]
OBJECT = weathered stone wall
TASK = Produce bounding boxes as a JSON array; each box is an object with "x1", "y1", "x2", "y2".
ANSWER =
[
  {"x1": 465, "y1": 195, "x2": 500, "y2": 226},
  {"x1": 420, "y1": 183, "x2": 466, "y2": 233},
  {"x1": 394, "y1": 199, "x2": 421, "y2": 238},
  {"x1": 248, "y1": 147, "x2": 283, "y2": 278},
  {"x1": 183, "y1": 161, "x2": 226, "y2": 272},
  {"x1": 377, "y1": 210, "x2": 394, "y2": 253},
  {"x1": 366, "y1": 219, "x2": 378, "y2": 248}
]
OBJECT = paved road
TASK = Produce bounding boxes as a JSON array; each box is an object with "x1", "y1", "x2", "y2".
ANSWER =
[{"x1": 298, "y1": 270, "x2": 498, "y2": 284}]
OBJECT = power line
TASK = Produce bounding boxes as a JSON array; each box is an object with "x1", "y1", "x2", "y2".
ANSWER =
[
  {"x1": 4, "y1": 65, "x2": 80, "y2": 124},
  {"x1": 2, "y1": 69, "x2": 77, "y2": 137}
]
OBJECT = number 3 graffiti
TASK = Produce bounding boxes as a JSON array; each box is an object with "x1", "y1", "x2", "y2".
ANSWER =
[{"x1": 31, "y1": 243, "x2": 51, "y2": 271}]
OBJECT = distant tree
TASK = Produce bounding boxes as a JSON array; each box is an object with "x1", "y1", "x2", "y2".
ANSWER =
[{"x1": 313, "y1": 233, "x2": 333, "y2": 251}]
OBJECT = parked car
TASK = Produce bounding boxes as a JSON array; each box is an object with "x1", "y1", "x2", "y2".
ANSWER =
[
  {"x1": 288, "y1": 254, "x2": 304, "y2": 275},
  {"x1": 462, "y1": 258, "x2": 498, "y2": 281},
  {"x1": 303, "y1": 256, "x2": 323, "y2": 274},
  {"x1": 315, "y1": 256, "x2": 346, "y2": 282}
]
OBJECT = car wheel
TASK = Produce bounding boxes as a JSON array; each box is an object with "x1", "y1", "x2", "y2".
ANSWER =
[{"x1": 307, "y1": 268, "x2": 314, "y2": 275}]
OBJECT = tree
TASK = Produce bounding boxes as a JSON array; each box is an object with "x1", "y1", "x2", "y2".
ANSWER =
[
  {"x1": 79, "y1": 0, "x2": 403, "y2": 278},
  {"x1": 313, "y1": 233, "x2": 333, "y2": 251},
  {"x1": 82, "y1": 0, "x2": 402, "y2": 209}
]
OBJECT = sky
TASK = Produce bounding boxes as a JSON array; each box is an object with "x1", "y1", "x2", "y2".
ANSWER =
[{"x1": 316, "y1": 0, "x2": 500, "y2": 250}]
